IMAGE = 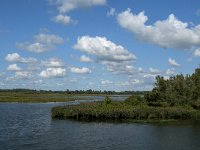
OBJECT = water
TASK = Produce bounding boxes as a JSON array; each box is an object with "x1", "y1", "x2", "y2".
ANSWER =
[{"x1": 1, "y1": 101, "x2": 200, "y2": 150}]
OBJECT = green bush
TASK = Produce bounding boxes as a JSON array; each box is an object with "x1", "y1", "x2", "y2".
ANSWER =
[
  {"x1": 192, "y1": 98, "x2": 200, "y2": 110},
  {"x1": 52, "y1": 101, "x2": 200, "y2": 121},
  {"x1": 124, "y1": 95, "x2": 144, "y2": 106},
  {"x1": 104, "y1": 96, "x2": 112, "y2": 105}
]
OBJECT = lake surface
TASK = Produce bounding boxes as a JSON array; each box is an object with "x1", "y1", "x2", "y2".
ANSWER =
[{"x1": 1, "y1": 99, "x2": 200, "y2": 150}]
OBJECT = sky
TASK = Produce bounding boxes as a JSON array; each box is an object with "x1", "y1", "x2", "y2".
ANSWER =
[{"x1": 0, "y1": 0, "x2": 200, "y2": 91}]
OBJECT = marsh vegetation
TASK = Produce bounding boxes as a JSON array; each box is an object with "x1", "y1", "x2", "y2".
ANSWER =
[{"x1": 52, "y1": 68, "x2": 200, "y2": 122}]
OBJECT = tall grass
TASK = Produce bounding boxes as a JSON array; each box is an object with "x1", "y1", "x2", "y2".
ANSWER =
[{"x1": 52, "y1": 101, "x2": 200, "y2": 121}]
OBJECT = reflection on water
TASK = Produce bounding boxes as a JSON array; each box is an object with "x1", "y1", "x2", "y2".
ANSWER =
[{"x1": 1, "y1": 98, "x2": 200, "y2": 150}]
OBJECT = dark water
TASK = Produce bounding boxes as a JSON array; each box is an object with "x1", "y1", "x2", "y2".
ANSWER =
[{"x1": 1, "y1": 102, "x2": 200, "y2": 150}]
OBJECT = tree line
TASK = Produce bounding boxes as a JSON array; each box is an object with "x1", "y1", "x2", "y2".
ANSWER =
[
  {"x1": 144, "y1": 68, "x2": 200, "y2": 108},
  {"x1": 0, "y1": 88, "x2": 148, "y2": 95}
]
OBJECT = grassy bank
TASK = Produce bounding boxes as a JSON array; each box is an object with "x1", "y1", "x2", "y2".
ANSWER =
[
  {"x1": 51, "y1": 101, "x2": 200, "y2": 121},
  {"x1": 0, "y1": 92, "x2": 94, "y2": 103}
]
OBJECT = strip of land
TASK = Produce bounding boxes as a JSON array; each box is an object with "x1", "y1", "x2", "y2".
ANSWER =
[
  {"x1": 51, "y1": 100, "x2": 200, "y2": 122},
  {"x1": 0, "y1": 92, "x2": 93, "y2": 103}
]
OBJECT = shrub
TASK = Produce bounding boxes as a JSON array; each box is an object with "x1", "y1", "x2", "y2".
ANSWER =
[
  {"x1": 192, "y1": 98, "x2": 200, "y2": 110},
  {"x1": 104, "y1": 96, "x2": 112, "y2": 105},
  {"x1": 124, "y1": 95, "x2": 144, "y2": 106}
]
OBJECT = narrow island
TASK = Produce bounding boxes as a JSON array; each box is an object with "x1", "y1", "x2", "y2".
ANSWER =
[
  {"x1": 0, "y1": 89, "x2": 138, "y2": 103},
  {"x1": 52, "y1": 68, "x2": 200, "y2": 122}
]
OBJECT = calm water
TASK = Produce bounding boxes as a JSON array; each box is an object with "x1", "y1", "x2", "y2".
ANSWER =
[{"x1": 1, "y1": 100, "x2": 200, "y2": 150}]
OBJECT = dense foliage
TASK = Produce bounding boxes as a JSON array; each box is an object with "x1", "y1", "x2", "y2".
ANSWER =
[
  {"x1": 145, "y1": 68, "x2": 200, "y2": 108},
  {"x1": 52, "y1": 68, "x2": 200, "y2": 122},
  {"x1": 52, "y1": 101, "x2": 200, "y2": 121}
]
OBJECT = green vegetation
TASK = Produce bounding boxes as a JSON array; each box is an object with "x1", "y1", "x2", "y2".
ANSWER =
[
  {"x1": 0, "y1": 89, "x2": 144, "y2": 102},
  {"x1": 52, "y1": 101, "x2": 200, "y2": 121},
  {"x1": 52, "y1": 68, "x2": 200, "y2": 122},
  {"x1": 0, "y1": 92, "x2": 92, "y2": 103},
  {"x1": 145, "y1": 68, "x2": 200, "y2": 108}
]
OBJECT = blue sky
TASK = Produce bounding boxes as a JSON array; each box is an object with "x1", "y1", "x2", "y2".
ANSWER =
[{"x1": 0, "y1": 0, "x2": 200, "y2": 91}]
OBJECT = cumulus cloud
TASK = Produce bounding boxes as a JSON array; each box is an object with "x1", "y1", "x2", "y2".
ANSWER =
[
  {"x1": 5, "y1": 53, "x2": 37, "y2": 63},
  {"x1": 104, "y1": 61, "x2": 137, "y2": 75},
  {"x1": 149, "y1": 67, "x2": 160, "y2": 74},
  {"x1": 52, "y1": 14, "x2": 74, "y2": 25},
  {"x1": 16, "y1": 42, "x2": 52, "y2": 53},
  {"x1": 15, "y1": 71, "x2": 32, "y2": 79},
  {"x1": 107, "y1": 8, "x2": 115, "y2": 17},
  {"x1": 16, "y1": 33, "x2": 64, "y2": 53},
  {"x1": 35, "y1": 33, "x2": 64, "y2": 44},
  {"x1": 115, "y1": 81, "x2": 130, "y2": 86},
  {"x1": 40, "y1": 68, "x2": 66, "y2": 78},
  {"x1": 74, "y1": 35, "x2": 137, "y2": 75},
  {"x1": 70, "y1": 67, "x2": 91, "y2": 74},
  {"x1": 193, "y1": 49, "x2": 200, "y2": 57},
  {"x1": 166, "y1": 68, "x2": 176, "y2": 75},
  {"x1": 42, "y1": 58, "x2": 64, "y2": 67},
  {"x1": 50, "y1": 0, "x2": 106, "y2": 13},
  {"x1": 74, "y1": 36, "x2": 136, "y2": 62},
  {"x1": 7, "y1": 64, "x2": 21, "y2": 71},
  {"x1": 117, "y1": 8, "x2": 200, "y2": 50},
  {"x1": 7, "y1": 71, "x2": 33, "y2": 81},
  {"x1": 50, "y1": 0, "x2": 106, "y2": 25},
  {"x1": 79, "y1": 55, "x2": 93, "y2": 62},
  {"x1": 32, "y1": 80, "x2": 43, "y2": 84},
  {"x1": 168, "y1": 57, "x2": 181, "y2": 67},
  {"x1": 101, "y1": 79, "x2": 113, "y2": 86}
]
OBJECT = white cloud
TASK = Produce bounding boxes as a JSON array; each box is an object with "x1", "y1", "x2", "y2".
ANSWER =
[
  {"x1": 16, "y1": 42, "x2": 52, "y2": 53},
  {"x1": 32, "y1": 80, "x2": 43, "y2": 84},
  {"x1": 50, "y1": 0, "x2": 106, "y2": 25},
  {"x1": 52, "y1": 14, "x2": 74, "y2": 25},
  {"x1": 7, "y1": 71, "x2": 33, "y2": 81},
  {"x1": 193, "y1": 49, "x2": 200, "y2": 57},
  {"x1": 5, "y1": 53, "x2": 37, "y2": 63},
  {"x1": 115, "y1": 81, "x2": 130, "y2": 86},
  {"x1": 7, "y1": 64, "x2": 21, "y2": 71},
  {"x1": 117, "y1": 8, "x2": 200, "y2": 50},
  {"x1": 74, "y1": 36, "x2": 136, "y2": 62},
  {"x1": 16, "y1": 33, "x2": 64, "y2": 53},
  {"x1": 40, "y1": 68, "x2": 66, "y2": 78},
  {"x1": 101, "y1": 79, "x2": 113, "y2": 86},
  {"x1": 51, "y1": 0, "x2": 107, "y2": 14},
  {"x1": 130, "y1": 78, "x2": 143, "y2": 85},
  {"x1": 168, "y1": 57, "x2": 181, "y2": 67},
  {"x1": 166, "y1": 68, "x2": 176, "y2": 75},
  {"x1": 74, "y1": 35, "x2": 137, "y2": 75},
  {"x1": 34, "y1": 33, "x2": 64, "y2": 45},
  {"x1": 42, "y1": 58, "x2": 64, "y2": 67},
  {"x1": 15, "y1": 71, "x2": 32, "y2": 79},
  {"x1": 149, "y1": 67, "x2": 160, "y2": 74},
  {"x1": 80, "y1": 55, "x2": 93, "y2": 62},
  {"x1": 107, "y1": 8, "x2": 115, "y2": 17},
  {"x1": 70, "y1": 67, "x2": 91, "y2": 74},
  {"x1": 104, "y1": 61, "x2": 137, "y2": 74}
]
